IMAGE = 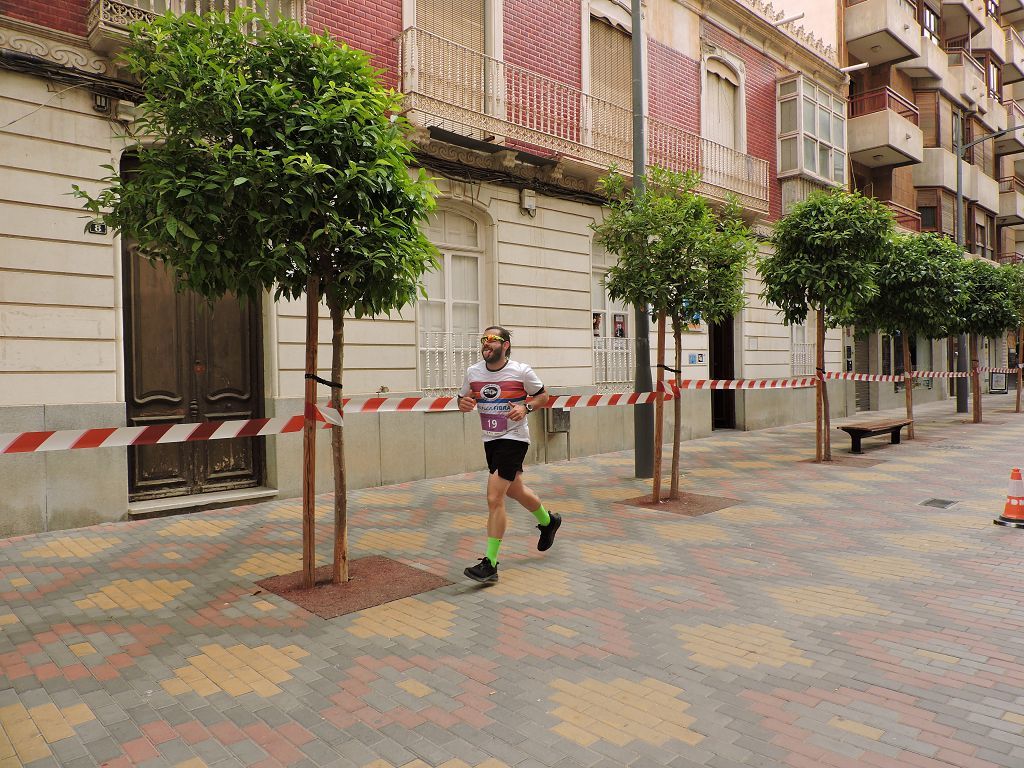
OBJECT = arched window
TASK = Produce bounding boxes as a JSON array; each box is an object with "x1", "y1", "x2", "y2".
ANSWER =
[
  {"x1": 704, "y1": 58, "x2": 741, "y2": 150},
  {"x1": 418, "y1": 209, "x2": 485, "y2": 393}
]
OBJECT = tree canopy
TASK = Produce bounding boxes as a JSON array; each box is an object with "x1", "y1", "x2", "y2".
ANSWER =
[
  {"x1": 951, "y1": 257, "x2": 1018, "y2": 340},
  {"x1": 759, "y1": 189, "x2": 894, "y2": 326},
  {"x1": 75, "y1": 7, "x2": 438, "y2": 311},
  {"x1": 855, "y1": 232, "x2": 967, "y2": 340}
]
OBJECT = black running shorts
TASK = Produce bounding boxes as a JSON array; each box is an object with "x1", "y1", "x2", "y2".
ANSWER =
[{"x1": 484, "y1": 439, "x2": 529, "y2": 481}]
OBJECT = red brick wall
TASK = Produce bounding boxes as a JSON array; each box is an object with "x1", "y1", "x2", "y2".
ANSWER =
[
  {"x1": 504, "y1": 0, "x2": 581, "y2": 88},
  {"x1": 648, "y1": 39, "x2": 699, "y2": 135},
  {"x1": 704, "y1": 23, "x2": 783, "y2": 221},
  {"x1": 305, "y1": 0, "x2": 402, "y2": 88},
  {"x1": 1, "y1": 0, "x2": 89, "y2": 37}
]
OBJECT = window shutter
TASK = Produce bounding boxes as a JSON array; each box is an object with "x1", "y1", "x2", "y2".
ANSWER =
[
  {"x1": 915, "y1": 91, "x2": 937, "y2": 147},
  {"x1": 940, "y1": 190, "x2": 955, "y2": 237},
  {"x1": 590, "y1": 18, "x2": 632, "y2": 107},
  {"x1": 417, "y1": 0, "x2": 485, "y2": 52}
]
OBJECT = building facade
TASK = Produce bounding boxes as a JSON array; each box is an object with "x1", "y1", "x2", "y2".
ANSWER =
[
  {"x1": 1, "y1": 0, "x2": 854, "y2": 535},
  {"x1": 827, "y1": 0, "x2": 1020, "y2": 409}
]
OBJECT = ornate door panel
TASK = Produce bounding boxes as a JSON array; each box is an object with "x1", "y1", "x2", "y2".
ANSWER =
[{"x1": 124, "y1": 249, "x2": 263, "y2": 501}]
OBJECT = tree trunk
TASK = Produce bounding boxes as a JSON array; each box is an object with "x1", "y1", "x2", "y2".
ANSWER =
[
  {"x1": 328, "y1": 302, "x2": 349, "y2": 584},
  {"x1": 902, "y1": 332, "x2": 914, "y2": 439},
  {"x1": 817, "y1": 310, "x2": 832, "y2": 462},
  {"x1": 1017, "y1": 327, "x2": 1022, "y2": 414},
  {"x1": 971, "y1": 332, "x2": 982, "y2": 424},
  {"x1": 670, "y1": 322, "x2": 682, "y2": 500},
  {"x1": 652, "y1": 311, "x2": 667, "y2": 503},
  {"x1": 301, "y1": 274, "x2": 320, "y2": 589}
]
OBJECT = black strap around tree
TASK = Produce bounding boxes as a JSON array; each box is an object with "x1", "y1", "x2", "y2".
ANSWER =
[
  {"x1": 304, "y1": 373, "x2": 343, "y2": 389},
  {"x1": 657, "y1": 363, "x2": 682, "y2": 374}
]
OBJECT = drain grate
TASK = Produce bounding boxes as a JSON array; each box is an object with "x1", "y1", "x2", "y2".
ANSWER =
[{"x1": 920, "y1": 498, "x2": 958, "y2": 509}]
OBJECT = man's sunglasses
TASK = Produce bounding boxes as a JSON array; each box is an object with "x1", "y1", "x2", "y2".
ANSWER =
[{"x1": 480, "y1": 334, "x2": 505, "y2": 344}]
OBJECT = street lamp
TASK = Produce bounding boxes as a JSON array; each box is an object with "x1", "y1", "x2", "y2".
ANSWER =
[
  {"x1": 630, "y1": 0, "x2": 653, "y2": 478},
  {"x1": 953, "y1": 119, "x2": 1021, "y2": 412}
]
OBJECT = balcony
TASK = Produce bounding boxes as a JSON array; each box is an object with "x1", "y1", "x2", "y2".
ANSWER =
[
  {"x1": 972, "y1": 11, "x2": 1005, "y2": 59},
  {"x1": 980, "y1": 95, "x2": 1008, "y2": 132},
  {"x1": 847, "y1": 87, "x2": 924, "y2": 167},
  {"x1": 999, "y1": 176, "x2": 1024, "y2": 225},
  {"x1": 940, "y1": 0, "x2": 985, "y2": 40},
  {"x1": 1006, "y1": 29, "x2": 1024, "y2": 85},
  {"x1": 885, "y1": 200, "x2": 922, "y2": 230},
  {"x1": 87, "y1": 0, "x2": 300, "y2": 53},
  {"x1": 974, "y1": 165, "x2": 1000, "y2": 211},
  {"x1": 398, "y1": 27, "x2": 770, "y2": 213},
  {"x1": 998, "y1": 251, "x2": 1024, "y2": 264},
  {"x1": 914, "y1": 147, "x2": 966, "y2": 195},
  {"x1": 844, "y1": 0, "x2": 921, "y2": 66},
  {"x1": 897, "y1": 35, "x2": 951, "y2": 79},
  {"x1": 996, "y1": 101, "x2": 1024, "y2": 154},
  {"x1": 947, "y1": 49, "x2": 986, "y2": 107}
]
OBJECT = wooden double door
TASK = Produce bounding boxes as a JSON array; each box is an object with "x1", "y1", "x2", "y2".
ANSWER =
[{"x1": 124, "y1": 248, "x2": 264, "y2": 501}]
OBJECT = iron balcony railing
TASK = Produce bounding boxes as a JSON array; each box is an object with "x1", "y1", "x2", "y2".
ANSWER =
[
  {"x1": 87, "y1": 0, "x2": 299, "y2": 38},
  {"x1": 848, "y1": 86, "x2": 920, "y2": 125},
  {"x1": 399, "y1": 27, "x2": 770, "y2": 213},
  {"x1": 419, "y1": 331, "x2": 479, "y2": 396},
  {"x1": 999, "y1": 176, "x2": 1024, "y2": 195},
  {"x1": 593, "y1": 336, "x2": 634, "y2": 391}
]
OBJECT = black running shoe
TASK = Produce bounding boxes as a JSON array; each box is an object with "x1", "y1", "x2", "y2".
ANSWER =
[
  {"x1": 464, "y1": 557, "x2": 498, "y2": 583},
  {"x1": 537, "y1": 512, "x2": 561, "y2": 551}
]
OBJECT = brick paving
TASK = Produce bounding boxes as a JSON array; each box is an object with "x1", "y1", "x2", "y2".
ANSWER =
[{"x1": 2, "y1": 395, "x2": 1024, "y2": 767}]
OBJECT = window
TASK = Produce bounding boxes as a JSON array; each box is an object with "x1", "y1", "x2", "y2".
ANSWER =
[
  {"x1": 418, "y1": 209, "x2": 485, "y2": 394},
  {"x1": 589, "y1": 17, "x2": 632, "y2": 152},
  {"x1": 917, "y1": 187, "x2": 955, "y2": 238},
  {"x1": 791, "y1": 321, "x2": 814, "y2": 376},
  {"x1": 986, "y1": 0, "x2": 999, "y2": 18},
  {"x1": 977, "y1": 53, "x2": 1002, "y2": 100},
  {"x1": 704, "y1": 57, "x2": 742, "y2": 150},
  {"x1": 919, "y1": 205, "x2": 938, "y2": 229},
  {"x1": 777, "y1": 74, "x2": 845, "y2": 185},
  {"x1": 920, "y1": 4, "x2": 939, "y2": 44},
  {"x1": 592, "y1": 241, "x2": 633, "y2": 390}
]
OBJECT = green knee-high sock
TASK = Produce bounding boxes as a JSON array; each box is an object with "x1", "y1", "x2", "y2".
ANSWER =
[
  {"x1": 486, "y1": 537, "x2": 502, "y2": 566},
  {"x1": 530, "y1": 504, "x2": 551, "y2": 526}
]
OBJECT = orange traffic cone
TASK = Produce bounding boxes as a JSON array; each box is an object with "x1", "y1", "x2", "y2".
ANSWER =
[{"x1": 994, "y1": 468, "x2": 1024, "y2": 528}]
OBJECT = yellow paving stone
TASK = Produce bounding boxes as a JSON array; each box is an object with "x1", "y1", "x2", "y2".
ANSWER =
[
  {"x1": 767, "y1": 584, "x2": 889, "y2": 617},
  {"x1": 475, "y1": 760, "x2": 512, "y2": 768},
  {"x1": 435, "y1": 761, "x2": 474, "y2": 768},
  {"x1": 832, "y1": 555, "x2": 937, "y2": 581},
  {"x1": 22, "y1": 536, "x2": 122, "y2": 558},
  {"x1": 175, "y1": 759, "x2": 210, "y2": 768},
  {"x1": 347, "y1": 598, "x2": 460, "y2": 639},
  {"x1": 158, "y1": 518, "x2": 238, "y2": 537},
  {"x1": 551, "y1": 721, "x2": 599, "y2": 747},
  {"x1": 28, "y1": 703, "x2": 75, "y2": 743},
  {"x1": 15, "y1": 733, "x2": 49, "y2": 764},
  {"x1": 915, "y1": 649, "x2": 960, "y2": 664},
  {"x1": 0, "y1": 727, "x2": 13, "y2": 760},
  {"x1": 396, "y1": 761, "x2": 431, "y2": 768},
  {"x1": 396, "y1": 679, "x2": 433, "y2": 697},
  {"x1": 0, "y1": 613, "x2": 18, "y2": 627},
  {"x1": 579, "y1": 541, "x2": 661, "y2": 567},
  {"x1": 68, "y1": 642, "x2": 95, "y2": 657},
  {"x1": 676, "y1": 623, "x2": 813, "y2": 669},
  {"x1": 549, "y1": 677, "x2": 701, "y2": 748},
  {"x1": 60, "y1": 704, "x2": 94, "y2": 727},
  {"x1": 829, "y1": 716, "x2": 884, "y2": 740},
  {"x1": 547, "y1": 624, "x2": 577, "y2": 638},
  {"x1": 164, "y1": 551, "x2": 182, "y2": 560},
  {"x1": 357, "y1": 530, "x2": 429, "y2": 552},
  {"x1": 1003, "y1": 712, "x2": 1024, "y2": 725},
  {"x1": 162, "y1": 643, "x2": 306, "y2": 699},
  {"x1": 76, "y1": 578, "x2": 191, "y2": 612},
  {"x1": 487, "y1": 566, "x2": 574, "y2": 597},
  {"x1": 232, "y1": 551, "x2": 307, "y2": 578},
  {"x1": 654, "y1": 521, "x2": 730, "y2": 543},
  {"x1": 252, "y1": 600, "x2": 276, "y2": 611},
  {"x1": 9, "y1": 578, "x2": 28, "y2": 588}
]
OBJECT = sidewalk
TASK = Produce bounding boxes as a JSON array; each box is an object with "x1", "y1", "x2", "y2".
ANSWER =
[{"x1": 2, "y1": 394, "x2": 1024, "y2": 768}]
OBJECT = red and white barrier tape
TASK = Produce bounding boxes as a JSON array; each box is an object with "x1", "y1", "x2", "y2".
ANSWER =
[
  {"x1": 663, "y1": 377, "x2": 817, "y2": 391},
  {"x1": 821, "y1": 372, "x2": 903, "y2": 382},
  {"x1": 0, "y1": 405, "x2": 344, "y2": 456},
  {"x1": 979, "y1": 367, "x2": 1019, "y2": 374},
  {"x1": 909, "y1": 370, "x2": 968, "y2": 378}
]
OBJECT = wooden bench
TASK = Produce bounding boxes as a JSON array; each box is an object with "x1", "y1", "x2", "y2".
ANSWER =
[{"x1": 837, "y1": 419, "x2": 913, "y2": 454}]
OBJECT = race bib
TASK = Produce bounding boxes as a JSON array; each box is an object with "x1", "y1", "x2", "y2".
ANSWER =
[{"x1": 481, "y1": 413, "x2": 508, "y2": 434}]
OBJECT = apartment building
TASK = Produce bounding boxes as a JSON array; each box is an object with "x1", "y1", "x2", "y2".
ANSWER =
[
  {"x1": 0, "y1": 0, "x2": 848, "y2": 534},
  {"x1": 828, "y1": 0, "x2": 1022, "y2": 409}
]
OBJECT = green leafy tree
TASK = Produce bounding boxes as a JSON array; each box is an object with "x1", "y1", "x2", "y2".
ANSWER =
[
  {"x1": 1003, "y1": 262, "x2": 1024, "y2": 413},
  {"x1": 949, "y1": 258, "x2": 1019, "y2": 423},
  {"x1": 758, "y1": 189, "x2": 894, "y2": 462},
  {"x1": 594, "y1": 167, "x2": 755, "y2": 500},
  {"x1": 75, "y1": 8, "x2": 438, "y2": 587},
  {"x1": 854, "y1": 232, "x2": 967, "y2": 437}
]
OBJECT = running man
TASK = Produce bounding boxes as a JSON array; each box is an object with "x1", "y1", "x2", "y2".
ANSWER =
[{"x1": 458, "y1": 326, "x2": 561, "y2": 583}]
